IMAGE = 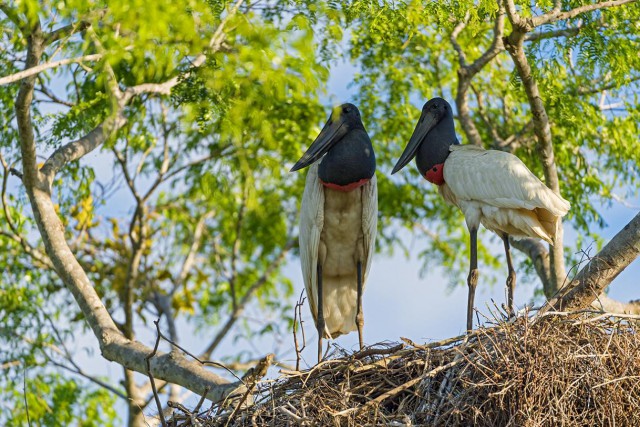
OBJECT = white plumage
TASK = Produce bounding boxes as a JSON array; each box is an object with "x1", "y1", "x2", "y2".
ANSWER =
[
  {"x1": 440, "y1": 145, "x2": 570, "y2": 243},
  {"x1": 299, "y1": 163, "x2": 378, "y2": 338},
  {"x1": 392, "y1": 97, "x2": 571, "y2": 331}
]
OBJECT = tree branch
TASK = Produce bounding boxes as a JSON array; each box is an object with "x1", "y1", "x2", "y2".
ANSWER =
[
  {"x1": 40, "y1": 114, "x2": 128, "y2": 189},
  {"x1": 539, "y1": 212, "x2": 640, "y2": 315},
  {"x1": 532, "y1": 0, "x2": 637, "y2": 27},
  {"x1": 0, "y1": 153, "x2": 53, "y2": 269},
  {"x1": 14, "y1": 15, "x2": 242, "y2": 403},
  {"x1": 525, "y1": 26, "x2": 582, "y2": 42},
  {"x1": 449, "y1": 11, "x2": 470, "y2": 67},
  {"x1": 503, "y1": 0, "x2": 566, "y2": 293},
  {"x1": 45, "y1": 17, "x2": 99, "y2": 44},
  {"x1": 200, "y1": 239, "x2": 296, "y2": 360},
  {"x1": 38, "y1": 0, "x2": 244, "y2": 188},
  {"x1": 454, "y1": 4, "x2": 505, "y2": 147},
  {"x1": 510, "y1": 236, "x2": 552, "y2": 294},
  {"x1": 176, "y1": 211, "x2": 215, "y2": 286},
  {"x1": 0, "y1": 53, "x2": 104, "y2": 86},
  {"x1": 0, "y1": 4, "x2": 26, "y2": 33}
]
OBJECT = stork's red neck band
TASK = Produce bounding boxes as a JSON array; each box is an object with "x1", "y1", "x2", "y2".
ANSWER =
[
  {"x1": 320, "y1": 178, "x2": 370, "y2": 192},
  {"x1": 424, "y1": 163, "x2": 445, "y2": 185}
]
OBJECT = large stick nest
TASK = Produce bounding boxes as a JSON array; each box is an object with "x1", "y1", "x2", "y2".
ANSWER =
[{"x1": 173, "y1": 313, "x2": 640, "y2": 426}]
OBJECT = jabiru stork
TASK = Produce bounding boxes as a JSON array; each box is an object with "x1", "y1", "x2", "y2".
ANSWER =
[
  {"x1": 291, "y1": 103, "x2": 377, "y2": 361},
  {"x1": 392, "y1": 97, "x2": 569, "y2": 331}
]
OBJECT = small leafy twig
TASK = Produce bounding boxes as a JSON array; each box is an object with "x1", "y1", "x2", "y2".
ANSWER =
[{"x1": 293, "y1": 290, "x2": 307, "y2": 371}]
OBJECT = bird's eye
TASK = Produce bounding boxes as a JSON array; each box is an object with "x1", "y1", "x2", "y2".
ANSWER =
[
  {"x1": 431, "y1": 104, "x2": 438, "y2": 110},
  {"x1": 343, "y1": 107, "x2": 350, "y2": 113}
]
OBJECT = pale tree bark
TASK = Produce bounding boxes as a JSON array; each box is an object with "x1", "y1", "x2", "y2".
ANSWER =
[
  {"x1": 503, "y1": 0, "x2": 566, "y2": 294},
  {"x1": 539, "y1": 212, "x2": 640, "y2": 315},
  {"x1": 512, "y1": 235, "x2": 640, "y2": 314},
  {"x1": 451, "y1": 4, "x2": 505, "y2": 147},
  {"x1": 7, "y1": 2, "x2": 249, "y2": 419}
]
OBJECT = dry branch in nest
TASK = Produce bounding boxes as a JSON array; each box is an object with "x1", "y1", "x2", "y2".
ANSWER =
[{"x1": 170, "y1": 313, "x2": 640, "y2": 426}]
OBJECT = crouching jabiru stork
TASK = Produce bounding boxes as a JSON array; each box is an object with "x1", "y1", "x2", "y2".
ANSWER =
[
  {"x1": 392, "y1": 97, "x2": 570, "y2": 331},
  {"x1": 291, "y1": 103, "x2": 377, "y2": 361}
]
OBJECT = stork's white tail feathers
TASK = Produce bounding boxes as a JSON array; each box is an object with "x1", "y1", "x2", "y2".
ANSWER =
[{"x1": 442, "y1": 145, "x2": 570, "y2": 244}]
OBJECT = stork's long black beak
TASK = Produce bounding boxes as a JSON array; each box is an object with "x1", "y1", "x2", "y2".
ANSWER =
[
  {"x1": 290, "y1": 112, "x2": 347, "y2": 172},
  {"x1": 391, "y1": 110, "x2": 438, "y2": 174}
]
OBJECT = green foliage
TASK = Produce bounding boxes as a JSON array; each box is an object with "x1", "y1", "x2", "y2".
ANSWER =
[
  {"x1": 1, "y1": 371, "x2": 119, "y2": 426},
  {"x1": 2, "y1": 0, "x2": 640, "y2": 424},
  {"x1": 323, "y1": 0, "x2": 640, "y2": 281}
]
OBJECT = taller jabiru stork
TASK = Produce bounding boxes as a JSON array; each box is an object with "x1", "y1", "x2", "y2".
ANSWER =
[
  {"x1": 392, "y1": 98, "x2": 569, "y2": 331},
  {"x1": 291, "y1": 103, "x2": 377, "y2": 361}
]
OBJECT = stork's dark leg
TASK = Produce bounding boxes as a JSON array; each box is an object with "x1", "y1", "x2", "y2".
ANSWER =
[
  {"x1": 502, "y1": 234, "x2": 516, "y2": 317},
  {"x1": 467, "y1": 227, "x2": 479, "y2": 332},
  {"x1": 317, "y1": 263, "x2": 324, "y2": 363},
  {"x1": 356, "y1": 260, "x2": 364, "y2": 350}
]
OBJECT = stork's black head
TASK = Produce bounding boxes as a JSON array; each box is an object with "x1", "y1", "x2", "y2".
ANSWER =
[
  {"x1": 290, "y1": 103, "x2": 365, "y2": 172},
  {"x1": 391, "y1": 97, "x2": 457, "y2": 175}
]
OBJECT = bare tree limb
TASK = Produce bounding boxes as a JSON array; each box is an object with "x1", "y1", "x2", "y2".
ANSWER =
[
  {"x1": 454, "y1": 4, "x2": 505, "y2": 147},
  {"x1": 539, "y1": 212, "x2": 640, "y2": 315},
  {"x1": 40, "y1": 114, "x2": 128, "y2": 188},
  {"x1": 503, "y1": 0, "x2": 566, "y2": 293},
  {"x1": 532, "y1": 0, "x2": 637, "y2": 27},
  {"x1": 594, "y1": 294, "x2": 640, "y2": 315},
  {"x1": 0, "y1": 53, "x2": 104, "y2": 86},
  {"x1": 525, "y1": 26, "x2": 582, "y2": 42},
  {"x1": 45, "y1": 16, "x2": 101, "y2": 44},
  {"x1": 176, "y1": 211, "x2": 216, "y2": 286},
  {"x1": 0, "y1": 153, "x2": 53, "y2": 269},
  {"x1": 449, "y1": 11, "x2": 470, "y2": 67},
  {"x1": 510, "y1": 237, "x2": 551, "y2": 293},
  {"x1": 0, "y1": 4, "x2": 26, "y2": 33},
  {"x1": 14, "y1": 13, "x2": 243, "y2": 403}
]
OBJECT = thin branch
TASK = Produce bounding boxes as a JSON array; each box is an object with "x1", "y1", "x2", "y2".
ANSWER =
[
  {"x1": 49, "y1": 359, "x2": 128, "y2": 400},
  {"x1": 455, "y1": 4, "x2": 505, "y2": 147},
  {"x1": 0, "y1": 53, "x2": 103, "y2": 86},
  {"x1": 532, "y1": 0, "x2": 637, "y2": 27},
  {"x1": 575, "y1": 75, "x2": 640, "y2": 95},
  {"x1": 470, "y1": 84, "x2": 505, "y2": 148},
  {"x1": 293, "y1": 291, "x2": 307, "y2": 372},
  {"x1": 449, "y1": 11, "x2": 470, "y2": 67},
  {"x1": 0, "y1": 153, "x2": 53, "y2": 268},
  {"x1": 539, "y1": 211, "x2": 640, "y2": 315},
  {"x1": 147, "y1": 320, "x2": 169, "y2": 427},
  {"x1": 229, "y1": 183, "x2": 249, "y2": 312},
  {"x1": 503, "y1": 0, "x2": 566, "y2": 292},
  {"x1": 200, "y1": 239, "x2": 296, "y2": 360},
  {"x1": 176, "y1": 211, "x2": 215, "y2": 286},
  {"x1": 35, "y1": 75, "x2": 75, "y2": 107}
]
